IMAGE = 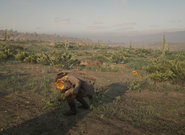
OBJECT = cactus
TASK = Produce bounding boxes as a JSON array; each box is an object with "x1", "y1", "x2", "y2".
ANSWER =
[
  {"x1": 129, "y1": 40, "x2": 132, "y2": 48},
  {"x1": 7, "y1": 31, "x2": 10, "y2": 41},
  {"x1": 4, "y1": 30, "x2": 7, "y2": 41},
  {"x1": 65, "y1": 35, "x2": 69, "y2": 50},
  {"x1": 159, "y1": 34, "x2": 169, "y2": 57}
]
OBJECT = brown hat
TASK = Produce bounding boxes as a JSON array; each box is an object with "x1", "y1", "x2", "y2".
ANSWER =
[{"x1": 55, "y1": 72, "x2": 69, "y2": 82}]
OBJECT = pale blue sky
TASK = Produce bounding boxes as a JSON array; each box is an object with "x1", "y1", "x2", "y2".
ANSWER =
[{"x1": 1, "y1": 0, "x2": 185, "y2": 41}]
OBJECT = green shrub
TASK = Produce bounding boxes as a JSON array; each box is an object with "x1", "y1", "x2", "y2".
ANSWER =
[
  {"x1": 24, "y1": 53, "x2": 39, "y2": 63},
  {"x1": 15, "y1": 52, "x2": 29, "y2": 61},
  {"x1": 0, "y1": 49, "x2": 14, "y2": 60},
  {"x1": 144, "y1": 56, "x2": 185, "y2": 82},
  {"x1": 110, "y1": 50, "x2": 130, "y2": 64}
]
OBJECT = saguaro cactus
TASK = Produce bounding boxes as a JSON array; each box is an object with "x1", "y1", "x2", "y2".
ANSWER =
[
  {"x1": 4, "y1": 30, "x2": 7, "y2": 41},
  {"x1": 159, "y1": 34, "x2": 169, "y2": 57},
  {"x1": 65, "y1": 35, "x2": 69, "y2": 50},
  {"x1": 129, "y1": 40, "x2": 132, "y2": 48}
]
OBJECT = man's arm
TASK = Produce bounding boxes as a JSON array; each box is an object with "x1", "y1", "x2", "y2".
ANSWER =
[{"x1": 68, "y1": 76, "x2": 81, "y2": 94}]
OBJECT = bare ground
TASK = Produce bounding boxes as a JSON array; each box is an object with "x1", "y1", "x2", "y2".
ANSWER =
[{"x1": 0, "y1": 62, "x2": 185, "y2": 135}]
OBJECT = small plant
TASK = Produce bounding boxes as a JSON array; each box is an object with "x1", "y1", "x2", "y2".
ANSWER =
[
  {"x1": 90, "y1": 85, "x2": 110, "y2": 109},
  {"x1": 129, "y1": 71, "x2": 142, "y2": 92}
]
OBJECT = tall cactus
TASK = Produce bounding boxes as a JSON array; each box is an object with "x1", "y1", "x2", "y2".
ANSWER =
[
  {"x1": 129, "y1": 40, "x2": 132, "y2": 48},
  {"x1": 159, "y1": 34, "x2": 168, "y2": 57},
  {"x1": 4, "y1": 30, "x2": 7, "y2": 41},
  {"x1": 65, "y1": 35, "x2": 69, "y2": 50},
  {"x1": 7, "y1": 31, "x2": 10, "y2": 41}
]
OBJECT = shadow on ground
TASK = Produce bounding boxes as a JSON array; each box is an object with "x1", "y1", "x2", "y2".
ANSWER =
[{"x1": 0, "y1": 83, "x2": 129, "y2": 135}]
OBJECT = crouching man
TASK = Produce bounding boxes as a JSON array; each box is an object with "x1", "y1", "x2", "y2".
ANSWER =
[{"x1": 55, "y1": 72, "x2": 95, "y2": 116}]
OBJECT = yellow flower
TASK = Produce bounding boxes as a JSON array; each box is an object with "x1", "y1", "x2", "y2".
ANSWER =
[{"x1": 133, "y1": 71, "x2": 136, "y2": 73}]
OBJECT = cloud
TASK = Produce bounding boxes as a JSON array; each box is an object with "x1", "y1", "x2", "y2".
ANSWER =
[
  {"x1": 11, "y1": 0, "x2": 33, "y2": 5},
  {"x1": 36, "y1": 27, "x2": 42, "y2": 30},
  {"x1": 148, "y1": 25, "x2": 159, "y2": 27},
  {"x1": 94, "y1": 21, "x2": 103, "y2": 25},
  {"x1": 116, "y1": 22, "x2": 136, "y2": 27},
  {"x1": 116, "y1": 27, "x2": 133, "y2": 31},
  {"x1": 169, "y1": 20, "x2": 182, "y2": 23},
  {"x1": 56, "y1": 19, "x2": 70, "y2": 24},
  {"x1": 87, "y1": 26, "x2": 108, "y2": 30}
]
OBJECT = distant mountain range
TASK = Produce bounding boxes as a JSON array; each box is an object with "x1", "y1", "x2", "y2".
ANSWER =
[
  {"x1": 1, "y1": 29, "x2": 185, "y2": 46},
  {"x1": 122, "y1": 31, "x2": 185, "y2": 44}
]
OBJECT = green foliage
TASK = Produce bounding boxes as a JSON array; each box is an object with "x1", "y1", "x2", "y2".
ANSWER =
[
  {"x1": 126, "y1": 58, "x2": 151, "y2": 70},
  {"x1": 0, "y1": 44, "x2": 24, "y2": 54},
  {"x1": 110, "y1": 50, "x2": 130, "y2": 64},
  {"x1": 0, "y1": 49, "x2": 14, "y2": 60},
  {"x1": 133, "y1": 48, "x2": 152, "y2": 57},
  {"x1": 90, "y1": 87, "x2": 110, "y2": 109},
  {"x1": 24, "y1": 53, "x2": 40, "y2": 63},
  {"x1": 15, "y1": 51, "x2": 29, "y2": 61},
  {"x1": 144, "y1": 56, "x2": 185, "y2": 82},
  {"x1": 36, "y1": 51, "x2": 79, "y2": 69}
]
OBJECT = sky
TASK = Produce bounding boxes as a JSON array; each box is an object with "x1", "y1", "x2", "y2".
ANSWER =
[{"x1": 1, "y1": 0, "x2": 185, "y2": 42}]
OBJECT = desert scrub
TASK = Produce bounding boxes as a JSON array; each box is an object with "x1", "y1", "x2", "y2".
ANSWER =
[
  {"x1": 0, "y1": 49, "x2": 14, "y2": 60},
  {"x1": 36, "y1": 50, "x2": 79, "y2": 69},
  {"x1": 144, "y1": 56, "x2": 185, "y2": 82},
  {"x1": 110, "y1": 50, "x2": 131, "y2": 64},
  {"x1": 24, "y1": 53, "x2": 40, "y2": 64},
  {"x1": 126, "y1": 58, "x2": 151, "y2": 70},
  {"x1": 14, "y1": 51, "x2": 29, "y2": 61}
]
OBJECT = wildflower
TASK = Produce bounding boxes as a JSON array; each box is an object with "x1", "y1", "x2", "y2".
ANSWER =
[
  {"x1": 134, "y1": 72, "x2": 138, "y2": 75},
  {"x1": 96, "y1": 69, "x2": 98, "y2": 71},
  {"x1": 133, "y1": 71, "x2": 136, "y2": 73},
  {"x1": 139, "y1": 75, "x2": 141, "y2": 78},
  {"x1": 102, "y1": 84, "x2": 104, "y2": 87},
  {"x1": 55, "y1": 79, "x2": 64, "y2": 89}
]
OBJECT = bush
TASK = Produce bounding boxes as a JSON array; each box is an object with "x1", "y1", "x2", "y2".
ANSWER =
[
  {"x1": 110, "y1": 50, "x2": 130, "y2": 64},
  {"x1": 24, "y1": 53, "x2": 39, "y2": 63},
  {"x1": 144, "y1": 56, "x2": 185, "y2": 82},
  {"x1": 15, "y1": 52, "x2": 29, "y2": 61},
  {"x1": 0, "y1": 49, "x2": 14, "y2": 60}
]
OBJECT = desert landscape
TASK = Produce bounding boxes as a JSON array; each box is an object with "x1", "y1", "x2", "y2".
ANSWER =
[{"x1": 0, "y1": 33, "x2": 185, "y2": 135}]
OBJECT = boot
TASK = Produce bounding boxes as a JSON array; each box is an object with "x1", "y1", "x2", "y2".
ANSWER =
[
  {"x1": 63, "y1": 101, "x2": 76, "y2": 116},
  {"x1": 76, "y1": 97, "x2": 89, "y2": 109}
]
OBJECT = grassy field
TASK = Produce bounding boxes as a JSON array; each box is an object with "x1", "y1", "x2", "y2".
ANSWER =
[{"x1": 0, "y1": 40, "x2": 185, "y2": 135}]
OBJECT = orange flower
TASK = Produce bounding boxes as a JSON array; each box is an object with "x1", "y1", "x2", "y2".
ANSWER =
[
  {"x1": 139, "y1": 75, "x2": 141, "y2": 78},
  {"x1": 57, "y1": 83, "x2": 64, "y2": 89},
  {"x1": 96, "y1": 69, "x2": 98, "y2": 71},
  {"x1": 134, "y1": 72, "x2": 138, "y2": 75},
  {"x1": 55, "y1": 79, "x2": 64, "y2": 90},
  {"x1": 133, "y1": 71, "x2": 136, "y2": 73},
  {"x1": 55, "y1": 79, "x2": 61, "y2": 84},
  {"x1": 102, "y1": 84, "x2": 104, "y2": 87}
]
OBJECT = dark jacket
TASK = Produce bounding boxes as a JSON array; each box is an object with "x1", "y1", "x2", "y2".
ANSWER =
[{"x1": 59, "y1": 75, "x2": 95, "y2": 96}]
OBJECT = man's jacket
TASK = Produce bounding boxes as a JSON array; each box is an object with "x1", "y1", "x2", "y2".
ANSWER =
[{"x1": 59, "y1": 75, "x2": 95, "y2": 96}]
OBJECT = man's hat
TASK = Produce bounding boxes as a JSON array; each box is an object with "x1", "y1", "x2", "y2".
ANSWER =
[{"x1": 55, "y1": 72, "x2": 69, "y2": 82}]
